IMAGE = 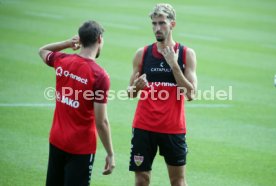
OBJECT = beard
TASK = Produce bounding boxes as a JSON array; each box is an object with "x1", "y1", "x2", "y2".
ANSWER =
[
  {"x1": 155, "y1": 32, "x2": 165, "y2": 42},
  {"x1": 156, "y1": 37, "x2": 165, "y2": 42},
  {"x1": 96, "y1": 48, "x2": 101, "y2": 58}
]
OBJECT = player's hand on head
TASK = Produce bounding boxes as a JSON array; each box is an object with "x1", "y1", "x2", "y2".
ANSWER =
[
  {"x1": 70, "y1": 35, "x2": 80, "y2": 50},
  {"x1": 133, "y1": 72, "x2": 148, "y2": 91},
  {"x1": 102, "y1": 154, "x2": 115, "y2": 175}
]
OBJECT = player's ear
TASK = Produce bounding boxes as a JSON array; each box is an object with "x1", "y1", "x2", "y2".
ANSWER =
[
  {"x1": 98, "y1": 35, "x2": 103, "y2": 44},
  {"x1": 170, "y1": 20, "x2": 176, "y2": 29}
]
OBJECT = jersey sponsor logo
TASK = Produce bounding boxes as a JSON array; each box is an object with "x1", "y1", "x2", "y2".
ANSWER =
[
  {"x1": 55, "y1": 66, "x2": 88, "y2": 85},
  {"x1": 150, "y1": 61, "x2": 172, "y2": 73},
  {"x1": 151, "y1": 67, "x2": 172, "y2": 73},
  {"x1": 134, "y1": 155, "x2": 144, "y2": 166},
  {"x1": 56, "y1": 91, "x2": 80, "y2": 108},
  {"x1": 148, "y1": 82, "x2": 177, "y2": 87},
  {"x1": 56, "y1": 67, "x2": 63, "y2": 76},
  {"x1": 61, "y1": 96, "x2": 80, "y2": 108}
]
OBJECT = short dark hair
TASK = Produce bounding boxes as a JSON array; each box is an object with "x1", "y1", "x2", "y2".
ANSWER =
[{"x1": 78, "y1": 20, "x2": 104, "y2": 47}]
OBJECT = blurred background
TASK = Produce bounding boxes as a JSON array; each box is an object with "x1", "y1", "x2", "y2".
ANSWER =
[{"x1": 0, "y1": 0, "x2": 276, "y2": 185}]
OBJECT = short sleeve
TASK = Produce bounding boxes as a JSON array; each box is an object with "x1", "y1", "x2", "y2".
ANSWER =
[
  {"x1": 46, "y1": 51, "x2": 63, "y2": 67},
  {"x1": 94, "y1": 73, "x2": 110, "y2": 103}
]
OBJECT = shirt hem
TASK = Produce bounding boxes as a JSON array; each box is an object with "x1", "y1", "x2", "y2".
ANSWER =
[
  {"x1": 49, "y1": 140, "x2": 96, "y2": 155},
  {"x1": 132, "y1": 125, "x2": 186, "y2": 134}
]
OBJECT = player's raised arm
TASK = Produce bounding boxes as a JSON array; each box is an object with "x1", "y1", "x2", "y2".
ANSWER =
[{"x1": 38, "y1": 35, "x2": 80, "y2": 64}]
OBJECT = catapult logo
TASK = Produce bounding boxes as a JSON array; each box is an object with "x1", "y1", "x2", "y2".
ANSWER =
[
  {"x1": 55, "y1": 66, "x2": 88, "y2": 85},
  {"x1": 150, "y1": 61, "x2": 172, "y2": 73}
]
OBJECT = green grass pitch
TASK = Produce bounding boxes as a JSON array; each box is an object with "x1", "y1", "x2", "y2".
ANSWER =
[{"x1": 0, "y1": 0, "x2": 276, "y2": 185}]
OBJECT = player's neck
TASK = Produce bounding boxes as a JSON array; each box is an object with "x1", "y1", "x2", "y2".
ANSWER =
[
  {"x1": 156, "y1": 35, "x2": 175, "y2": 50},
  {"x1": 156, "y1": 41, "x2": 176, "y2": 54},
  {"x1": 78, "y1": 47, "x2": 97, "y2": 60}
]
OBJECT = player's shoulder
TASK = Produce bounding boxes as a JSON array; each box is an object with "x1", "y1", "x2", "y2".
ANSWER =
[
  {"x1": 186, "y1": 47, "x2": 196, "y2": 56},
  {"x1": 90, "y1": 61, "x2": 106, "y2": 73},
  {"x1": 48, "y1": 51, "x2": 68, "y2": 61},
  {"x1": 178, "y1": 43, "x2": 195, "y2": 56},
  {"x1": 55, "y1": 51, "x2": 70, "y2": 58},
  {"x1": 80, "y1": 58, "x2": 103, "y2": 74},
  {"x1": 175, "y1": 42, "x2": 193, "y2": 57},
  {"x1": 181, "y1": 44, "x2": 196, "y2": 60},
  {"x1": 185, "y1": 47, "x2": 197, "y2": 66},
  {"x1": 88, "y1": 62, "x2": 109, "y2": 84},
  {"x1": 135, "y1": 45, "x2": 151, "y2": 59},
  {"x1": 135, "y1": 47, "x2": 145, "y2": 57},
  {"x1": 132, "y1": 47, "x2": 144, "y2": 64}
]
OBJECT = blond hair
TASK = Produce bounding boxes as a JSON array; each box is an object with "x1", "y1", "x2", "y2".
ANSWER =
[{"x1": 149, "y1": 3, "x2": 176, "y2": 20}]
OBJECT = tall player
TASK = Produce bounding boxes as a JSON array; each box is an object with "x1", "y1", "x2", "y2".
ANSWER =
[
  {"x1": 127, "y1": 4, "x2": 197, "y2": 186},
  {"x1": 39, "y1": 20, "x2": 115, "y2": 186}
]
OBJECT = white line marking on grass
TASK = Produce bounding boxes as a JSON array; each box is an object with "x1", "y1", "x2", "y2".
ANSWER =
[
  {"x1": 181, "y1": 33, "x2": 222, "y2": 42},
  {"x1": 24, "y1": 11, "x2": 63, "y2": 20},
  {"x1": 0, "y1": 103, "x2": 55, "y2": 107},
  {"x1": 186, "y1": 104, "x2": 232, "y2": 108},
  {"x1": 0, "y1": 103, "x2": 232, "y2": 108}
]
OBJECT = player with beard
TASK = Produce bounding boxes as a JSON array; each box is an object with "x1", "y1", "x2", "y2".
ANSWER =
[
  {"x1": 127, "y1": 4, "x2": 197, "y2": 186},
  {"x1": 39, "y1": 20, "x2": 115, "y2": 186}
]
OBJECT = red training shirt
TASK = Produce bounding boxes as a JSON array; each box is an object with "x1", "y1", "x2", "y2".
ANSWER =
[
  {"x1": 133, "y1": 43, "x2": 187, "y2": 134},
  {"x1": 46, "y1": 52, "x2": 110, "y2": 154}
]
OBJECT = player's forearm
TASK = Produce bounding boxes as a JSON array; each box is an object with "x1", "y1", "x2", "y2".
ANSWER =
[
  {"x1": 96, "y1": 119, "x2": 114, "y2": 156},
  {"x1": 171, "y1": 63, "x2": 195, "y2": 99},
  {"x1": 127, "y1": 86, "x2": 139, "y2": 98},
  {"x1": 39, "y1": 40, "x2": 71, "y2": 53}
]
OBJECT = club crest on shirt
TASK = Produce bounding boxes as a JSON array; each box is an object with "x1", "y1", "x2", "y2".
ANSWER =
[{"x1": 134, "y1": 155, "x2": 144, "y2": 166}]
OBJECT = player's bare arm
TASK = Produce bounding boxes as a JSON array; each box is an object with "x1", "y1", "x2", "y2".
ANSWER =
[
  {"x1": 94, "y1": 102, "x2": 115, "y2": 175},
  {"x1": 127, "y1": 48, "x2": 148, "y2": 98},
  {"x1": 160, "y1": 46, "x2": 197, "y2": 101},
  {"x1": 184, "y1": 48, "x2": 197, "y2": 100},
  {"x1": 38, "y1": 35, "x2": 80, "y2": 64}
]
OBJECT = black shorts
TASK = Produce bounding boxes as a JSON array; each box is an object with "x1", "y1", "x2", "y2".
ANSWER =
[
  {"x1": 129, "y1": 128, "x2": 188, "y2": 172},
  {"x1": 46, "y1": 143, "x2": 95, "y2": 186}
]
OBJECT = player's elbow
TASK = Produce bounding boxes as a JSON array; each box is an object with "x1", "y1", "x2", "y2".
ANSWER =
[
  {"x1": 38, "y1": 48, "x2": 43, "y2": 57},
  {"x1": 38, "y1": 47, "x2": 47, "y2": 60},
  {"x1": 96, "y1": 118, "x2": 109, "y2": 131}
]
